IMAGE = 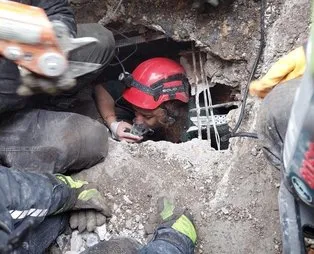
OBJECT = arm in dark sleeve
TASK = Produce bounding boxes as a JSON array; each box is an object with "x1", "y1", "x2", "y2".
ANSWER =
[
  {"x1": 32, "y1": 0, "x2": 77, "y2": 37},
  {"x1": 0, "y1": 166, "x2": 77, "y2": 246}
]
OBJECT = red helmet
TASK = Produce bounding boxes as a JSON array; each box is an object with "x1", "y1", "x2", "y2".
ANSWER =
[{"x1": 122, "y1": 57, "x2": 189, "y2": 110}]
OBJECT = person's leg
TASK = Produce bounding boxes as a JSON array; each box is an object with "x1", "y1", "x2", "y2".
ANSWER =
[
  {"x1": 256, "y1": 78, "x2": 314, "y2": 254},
  {"x1": 0, "y1": 58, "x2": 28, "y2": 115},
  {"x1": 256, "y1": 78, "x2": 300, "y2": 170},
  {"x1": 0, "y1": 109, "x2": 108, "y2": 174},
  {"x1": 18, "y1": 215, "x2": 68, "y2": 254},
  {"x1": 69, "y1": 23, "x2": 115, "y2": 92}
]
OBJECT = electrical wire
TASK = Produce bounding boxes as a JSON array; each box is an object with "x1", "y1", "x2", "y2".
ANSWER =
[
  {"x1": 222, "y1": 0, "x2": 266, "y2": 140},
  {"x1": 109, "y1": 27, "x2": 138, "y2": 67}
]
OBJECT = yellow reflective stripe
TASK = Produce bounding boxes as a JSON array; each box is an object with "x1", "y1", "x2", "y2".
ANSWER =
[
  {"x1": 172, "y1": 215, "x2": 197, "y2": 244},
  {"x1": 78, "y1": 189, "x2": 100, "y2": 201},
  {"x1": 56, "y1": 174, "x2": 88, "y2": 189},
  {"x1": 160, "y1": 199, "x2": 175, "y2": 220}
]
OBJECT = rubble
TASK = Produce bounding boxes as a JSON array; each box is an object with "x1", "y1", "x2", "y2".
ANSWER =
[{"x1": 54, "y1": 0, "x2": 311, "y2": 253}]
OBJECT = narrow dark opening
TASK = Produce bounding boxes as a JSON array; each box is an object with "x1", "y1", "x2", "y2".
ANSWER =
[{"x1": 103, "y1": 25, "x2": 239, "y2": 149}]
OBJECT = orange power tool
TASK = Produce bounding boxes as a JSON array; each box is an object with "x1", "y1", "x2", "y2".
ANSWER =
[{"x1": 0, "y1": 0, "x2": 101, "y2": 89}]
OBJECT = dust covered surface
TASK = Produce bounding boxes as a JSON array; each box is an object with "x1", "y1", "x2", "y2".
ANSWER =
[
  {"x1": 61, "y1": 0, "x2": 311, "y2": 253},
  {"x1": 73, "y1": 137, "x2": 281, "y2": 253}
]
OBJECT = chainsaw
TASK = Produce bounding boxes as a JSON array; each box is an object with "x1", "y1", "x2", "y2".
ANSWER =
[{"x1": 0, "y1": 0, "x2": 101, "y2": 92}]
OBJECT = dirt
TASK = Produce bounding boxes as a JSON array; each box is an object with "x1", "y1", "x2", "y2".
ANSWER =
[{"x1": 58, "y1": 0, "x2": 310, "y2": 253}]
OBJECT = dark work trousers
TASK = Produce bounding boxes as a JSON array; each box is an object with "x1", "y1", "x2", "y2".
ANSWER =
[
  {"x1": 257, "y1": 78, "x2": 314, "y2": 254},
  {"x1": 0, "y1": 24, "x2": 114, "y2": 253},
  {"x1": 83, "y1": 227, "x2": 195, "y2": 254},
  {"x1": 0, "y1": 23, "x2": 115, "y2": 174}
]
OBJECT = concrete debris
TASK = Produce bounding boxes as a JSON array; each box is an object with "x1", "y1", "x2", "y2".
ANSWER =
[
  {"x1": 95, "y1": 224, "x2": 107, "y2": 241},
  {"x1": 53, "y1": 0, "x2": 311, "y2": 253},
  {"x1": 70, "y1": 231, "x2": 83, "y2": 252}
]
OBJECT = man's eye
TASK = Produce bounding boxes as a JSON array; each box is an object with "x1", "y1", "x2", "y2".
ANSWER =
[{"x1": 144, "y1": 116, "x2": 153, "y2": 120}]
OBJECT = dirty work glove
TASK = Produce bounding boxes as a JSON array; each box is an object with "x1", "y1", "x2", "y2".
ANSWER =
[
  {"x1": 56, "y1": 175, "x2": 112, "y2": 233},
  {"x1": 17, "y1": 68, "x2": 76, "y2": 96},
  {"x1": 249, "y1": 46, "x2": 306, "y2": 98},
  {"x1": 110, "y1": 121, "x2": 143, "y2": 143},
  {"x1": 145, "y1": 197, "x2": 197, "y2": 245}
]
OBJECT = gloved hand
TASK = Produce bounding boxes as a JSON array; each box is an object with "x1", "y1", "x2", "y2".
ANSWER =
[
  {"x1": 109, "y1": 121, "x2": 143, "y2": 143},
  {"x1": 17, "y1": 68, "x2": 76, "y2": 96},
  {"x1": 144, "y1": 197, "x2": 197, "y2": 245},
  {"x1": 249, "y1": 46, "x2": 306, "y2": 98},
  {"x1": 56, "y1": 175, "x2": 112, "y2": 233}
]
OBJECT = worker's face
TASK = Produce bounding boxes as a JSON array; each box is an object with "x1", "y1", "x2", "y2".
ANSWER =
[{"x1": 133, "y1": 106, "x2": 165, "y2": 129}]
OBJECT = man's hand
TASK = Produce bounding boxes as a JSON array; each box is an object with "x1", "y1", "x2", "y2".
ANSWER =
[
  {"x1": 17, "y1": 69, "x2": 76, "y2": 96},
  {"x1": 56, "y1": 175, "x2": 112, "y2": 232},
  {"x1": 110, "y1": 121, "x2": 143, "y2": 143}
]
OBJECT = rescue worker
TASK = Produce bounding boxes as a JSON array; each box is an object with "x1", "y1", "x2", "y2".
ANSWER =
[
  {"x1": 0, "y1": 166, "x2": 197, "y2": 254},
  {"x1": 250, "y1": 44, "x2": 311, "y2": 253},
  {"x1": 95, "y1": 57, "x2": 190, "y2": 143},
  {"x1": 0, "y1": 0, "x2": 115, "y2": 251},
  {"x1": 250, "y1": 44, "x2": 306, "y2": 168}
]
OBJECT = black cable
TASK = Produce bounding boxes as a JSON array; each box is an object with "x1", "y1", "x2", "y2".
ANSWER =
[
  {"x1": 109, "y1": 27, "x2": 138, "y2": 67},
  {"x1": 223, "y1": 0, "x2": 266, "y2": 140},
  {"x1": 221, "y1": 131, "x2": 258, "y2": 142}
]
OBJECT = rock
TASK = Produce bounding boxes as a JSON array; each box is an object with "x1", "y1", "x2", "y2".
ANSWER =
[
  {"x1": 110, "y1": 215, "x2": 117, "y2": 224},
  {"x1": 85, "y1": 233, "x2": 100, "y2": 247},
  {"x1": 56, "y1": 234, "x2": 71, "y2": 251},
  {"x1": 144, "y1": 224, "x2": 154, "y2": 235},
  {"x1": 138, "y1": 223, "x2": 144, "y2": 230},
  {"x1": 70, "y1": 231, "x2": 83, "y2": 252},
  {"x1": 95, "y1": 224, "x2": 107, "y2": 241},
  {"x1": 135, "y1": 215, "x2": 141, "y2": 222},
  {"x1": 123, "y1": 195, "x2": 133, "y2": 204},
  {"x1": 125, "y1": 219, "x2": 133, "y2": 229},
  {"x1": 251, "y1": 147, "x2": 258, "y2": 156},
  {"x1": 221, "y1": 207, "x2": 229, "y2": 215}
]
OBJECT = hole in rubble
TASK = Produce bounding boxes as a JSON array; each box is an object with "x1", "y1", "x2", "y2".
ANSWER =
[{"x1": 103, "y1": 24, "x2": 239, "y2": 149}]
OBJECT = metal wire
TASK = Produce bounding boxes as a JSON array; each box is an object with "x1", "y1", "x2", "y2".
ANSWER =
[
  {"x1": 199, "y1": 51, "x2": 212, "y2": 145},
  {"x1": 192, "y1": 43, "x2": 202, "y2": 139}
]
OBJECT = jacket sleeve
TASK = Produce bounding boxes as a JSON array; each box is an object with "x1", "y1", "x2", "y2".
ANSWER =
[
  {"x1": 0, "y1": 166, "x2": 76, "y2": 246},
  {"x1": 249, "y1": 46, "x2": 306, "y2": 98},
  {"x1": 32, "y1": 0, "x2": 77, "y2": 37}
]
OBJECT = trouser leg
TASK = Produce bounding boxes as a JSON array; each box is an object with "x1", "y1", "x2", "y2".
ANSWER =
[
  {"x1": 256, "y1": 78, "x2": 299, "y2": 170},
  {"x1": 257, "y1": 78, "x2": 314, "y2": 254},
  {"x1": 0, "y1": 109, "x2": 108, "y2": 174},
  {"x1": 18, "y1": 214, "x2": 68, "y2": 254}
]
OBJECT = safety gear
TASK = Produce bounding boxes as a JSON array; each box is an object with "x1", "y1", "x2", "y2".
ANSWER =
[
  {"x1": 250, "y1": 46, "x2": 306, "y2": 98},
  {"x1": 122, "y1": 58, "x2": 189, "y2": 110},
  {"x1": 56, "y1": 175, "x2": 112, "y2": 232},
  {"x1": 145, "y1": 197, "x2": 197, "y2": 244}
]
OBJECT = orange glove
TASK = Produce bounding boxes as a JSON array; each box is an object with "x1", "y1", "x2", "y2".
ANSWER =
[{"x1": 250, "y1": 46, "x2": 306, "y2": 98}]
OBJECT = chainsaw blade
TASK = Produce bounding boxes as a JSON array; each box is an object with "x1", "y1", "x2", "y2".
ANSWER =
[{"x1": 67, "y1": 61, "x2": 102, "y2": 79}]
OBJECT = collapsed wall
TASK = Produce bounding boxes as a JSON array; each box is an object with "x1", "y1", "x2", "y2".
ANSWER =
[{"x1": 58, "y1": 0, "x2": 310, "y2": 253}]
